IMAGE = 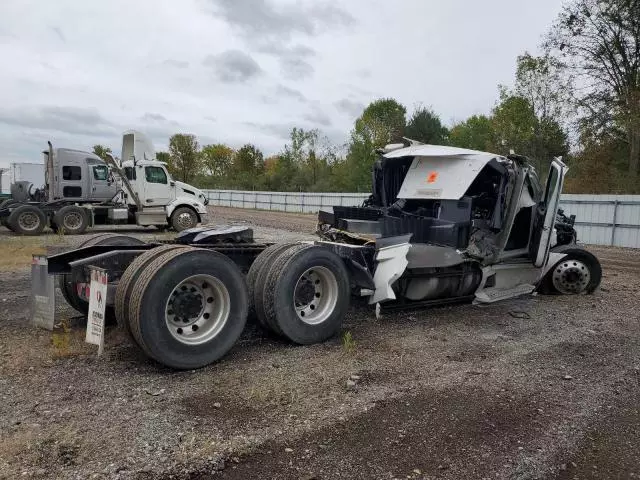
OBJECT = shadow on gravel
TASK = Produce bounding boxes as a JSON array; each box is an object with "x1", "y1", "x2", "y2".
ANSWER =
[{"x1": 204, "y1": 386, "x2": 554, "y2": 480}]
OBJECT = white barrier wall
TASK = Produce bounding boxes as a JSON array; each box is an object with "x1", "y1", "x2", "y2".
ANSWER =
[{"x1": 203, "y1": 190, "x2": 640, "y2": 248}]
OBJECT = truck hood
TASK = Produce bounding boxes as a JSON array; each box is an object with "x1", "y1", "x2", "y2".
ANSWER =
[{"x1": 175, "y1": 181, "x2": 208, "y2": 205}]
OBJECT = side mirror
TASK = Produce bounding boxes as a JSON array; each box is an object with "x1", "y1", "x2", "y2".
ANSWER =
[{"x1": 170, "y1": 181, "x2": 175, "y2": 187}]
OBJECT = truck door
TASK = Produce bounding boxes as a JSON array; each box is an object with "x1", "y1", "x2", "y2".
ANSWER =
[
  {"x1": 90, "y1": 164, "x2": 116, "y2": 200},
  {"x1": 142, "y1": 165, "x2": 171, "y2": 206},
  {"x1": 529, "y1": 158, "x2": 567, "y2": 267}
]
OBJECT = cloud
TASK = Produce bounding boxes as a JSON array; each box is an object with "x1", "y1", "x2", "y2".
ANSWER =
[
  {"x1": 162, "y1": 59, "x2": 189, "y2": 68},
  {"x1": 203, "y1": 50, "x2": 262, "y2": 83},
  {"x1": 0, "y1": 106, "x2": 116, "y2": 137},
  {"x1": 50, "y1": 26, "x2": 65, "y2": 42},
  {"x1": 207, "y1": 0, "x2": 354, "y2": 42},
  {"x1": 334, "y1": 98, "x2": 365, "y2": 118},
  {"x1": 273, "y1": 84, "x2": 307, "y2": 103},
  {"x1": 243, "y1": 121, "x2": 293, "y2": 140},
  {"x1": 303, "y1": 106, "x2": 332, "y2": 127},
  {"x1": 141, "y1": 112, "x2": 170, "y2": 122},
  {"x1": 261, "y1": 43, "x2": 316, "y2": 79},
  {"x1": 207, "y1": 1, "x2": 353, "y2": 79}
]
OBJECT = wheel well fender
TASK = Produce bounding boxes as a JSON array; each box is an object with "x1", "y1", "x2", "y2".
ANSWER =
[
  {"x1": 540, "y1": 245, "x2": 601, "y2": 284},
  {"x1": 166, "y1": 201, "x2": 201, "y2": 222}
]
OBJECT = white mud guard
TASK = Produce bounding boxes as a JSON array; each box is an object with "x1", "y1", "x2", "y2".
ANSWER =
[{"x1": 369, "y1": 240, "x2": 411, "y2": 304}]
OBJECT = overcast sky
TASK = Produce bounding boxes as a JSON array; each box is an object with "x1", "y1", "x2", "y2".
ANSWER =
[{"x1": 0, "y1": 0, "x2": 564, "y2": 166}]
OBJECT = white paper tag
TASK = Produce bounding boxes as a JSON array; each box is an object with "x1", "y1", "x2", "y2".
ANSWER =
[{"x1": 85, "y1": 267, "x2": 108, "y2": 355}]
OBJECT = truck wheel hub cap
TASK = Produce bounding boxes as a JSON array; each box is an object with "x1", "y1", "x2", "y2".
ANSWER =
[
  {"x1": 165, "y1": 274, "x2": 231, "y2": 345},
  {"x1": 64, "y1": 213, "x2": 82, "y2": 229},
  {"x1": 177, "y1": 212, "x2": 194, "y2": 228},
  {"x1": 293, "y1": 267, "x2": 339, "y2": 325},
  {"x1": 552, "y1": 260, "x2": 591, "y2": 294},
  {"x1": 19, "y1": 213, "x2": 39, "y2": 230}
]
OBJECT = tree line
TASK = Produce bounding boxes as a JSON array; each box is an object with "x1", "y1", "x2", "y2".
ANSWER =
[{"x1": 93, "y1": 0, "x2": 640, "y2": 194}]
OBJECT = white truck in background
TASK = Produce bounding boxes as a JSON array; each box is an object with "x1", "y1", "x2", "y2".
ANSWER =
[
  {"x1": 0, "y1": 130, "x2": 209, "y2": 235},
  {"x1": 0, "y1": 162, "x2": 45, "y2": 196}
]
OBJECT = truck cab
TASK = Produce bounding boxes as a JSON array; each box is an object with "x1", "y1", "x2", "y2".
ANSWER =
[
  {"x1": 46, "y1": 148, "x2": 117, "y2": 202},
  {"x1": 120, "y1": 158, "x2": 209, "y2": 227}
]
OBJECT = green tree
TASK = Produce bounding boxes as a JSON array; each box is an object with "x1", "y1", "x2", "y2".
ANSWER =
[
  {"x1": 513, "y1": 52, "x2": 572, "y2": 122},
  {"x1": 232, "y1": 144, "x2": 264, "y2": 189},
  {"x1": 346, "y1": 98, "x2": 407, "y2": 191},
  {"x1": 168, "y1": 134, "x2": 201, "y2": 183},
  {"x1": 404, "y1": 106, "x2": 449, "y2": 144},
  {"x1": 156, "y1": 151, "x2": 170, "y2": 163},
  {"x1": 92, "y1": 145, "x2": 112, "y2": 160},
  {"x1": 201, "y1": 144, "x2": 234, "y2": 177},
  {"x1": 547, "y1": 0, "x2": 640, "y2": 175},
  {"x1": 491, "y1": 93, "x2": 569, "y2": 173},
  {"x1": 449, "y1": 115, "x2": 496, "y2": 151}
]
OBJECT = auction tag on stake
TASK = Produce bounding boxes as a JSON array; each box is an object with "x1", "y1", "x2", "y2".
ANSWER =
[{"x1": 85, "y1": 267, "x2": 108, "y2": 356}]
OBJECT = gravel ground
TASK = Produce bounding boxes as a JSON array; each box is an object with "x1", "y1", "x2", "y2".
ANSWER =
[{"x1": 0, "y1": 209, "x2": 639, "y2": 480}]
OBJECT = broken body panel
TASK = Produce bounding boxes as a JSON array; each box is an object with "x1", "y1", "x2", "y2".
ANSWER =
[{"x1": 317, "y1": 144, "x2": 575, "y2": 306}]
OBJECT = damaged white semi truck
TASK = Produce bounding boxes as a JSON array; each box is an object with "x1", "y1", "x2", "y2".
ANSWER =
[{"x1": 36, "y1": 144, "x2": 601, "y2": 369}]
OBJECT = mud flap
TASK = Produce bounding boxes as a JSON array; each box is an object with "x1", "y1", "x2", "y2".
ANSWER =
[
  {"x1": 369, "y1": 235, "x2": 411, "y2": 304},
  {"x1": 31, "y1": 255, "x2": 55, "y2": 330}
]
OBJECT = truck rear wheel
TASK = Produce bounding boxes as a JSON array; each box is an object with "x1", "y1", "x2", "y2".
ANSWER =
[
  {"x1": 8, "y1": 205, "x2": 46, "y2": 235},
  {"x1": 128, "y1": 248, "x2": 249, "y2": 369},
  {"x1": 53, "y1": 205, "x2": 89, "y2": 235},
  {"x1": 263, "y1": 245, "x2": 350, "y2": 345},
  {"x1": 170, "y1": 207, "x2": 198, "y2": 232},
  {"x1": 115, "y1": 245, "x2": 188, "y2": 339},
  {"x1": 247, "y1": 243, "x2": 295, "y2": 325},
  {"x1": 59, "y1": 234, "x2": 145, "y2": 318}
]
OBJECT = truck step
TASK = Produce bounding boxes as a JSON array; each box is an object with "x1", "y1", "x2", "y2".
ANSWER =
[{"x1": 474, "y1": 283, "x2": 535, "y2": 304}]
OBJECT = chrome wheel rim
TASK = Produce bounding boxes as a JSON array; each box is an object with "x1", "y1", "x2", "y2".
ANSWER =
[
  {"x1": 18, "y1": 212, "x2": 40, "y2": 231},
  {"x1": 165, "y1": 274, "x2": 230, "y2": 345},
  {"x1": 177, "y1": 212, "x2": 195, "y2": 229},
  {"x1": 293, "y1": 266, "x2": 338, "y2": 325},
  {"x1": 552, "y1": 259, "x2": 591, "y2": 294},
  {"x1": 63, "y1": 212, "x2": 82, "y2": 230}
]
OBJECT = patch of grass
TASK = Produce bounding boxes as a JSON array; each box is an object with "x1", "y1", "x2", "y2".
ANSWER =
[
  {"x1": 0, "y1": 233, "x2": 72, "y2": 271},
  {"x1": 342, "y1": 330, "x2": 356, "y2": 354}
]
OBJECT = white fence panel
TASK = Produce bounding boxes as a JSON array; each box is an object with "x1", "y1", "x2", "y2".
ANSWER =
[{"x1": 204, "y1": 190, "x2": 640, "y2": 248}]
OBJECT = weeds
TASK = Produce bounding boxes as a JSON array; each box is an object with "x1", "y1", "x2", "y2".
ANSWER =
[{"x1": 342, "y1": 330, "x2": 356, "y2": 354}]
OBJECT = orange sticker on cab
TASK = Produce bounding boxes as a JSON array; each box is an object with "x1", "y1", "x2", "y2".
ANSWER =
[{"x1": 427, "y1": 171, "x2": 439, "y2": 183}]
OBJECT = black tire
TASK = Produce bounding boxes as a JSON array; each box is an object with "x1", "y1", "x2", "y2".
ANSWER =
[
  {"x1": 8, "y1": 204, "x2": 46, "y2": 235},
  {"x1": 263, "y1": 245, "x2": 350, "y2": 345},
  {"x1": 53, "y1": 205, "x2": 89, "y2": 235},
  {"x1": 0, "y1": 199, "x2": 18, "y2": 210},
  {"x1": 115, "y1": 245, "x2": 187, "y2": 340},
  {"x1": 1, "y1": 200, "x2": 21, "y2": 229},
  {"x1": 128, "y1": 248, "x2": 249, "y2": 369},
  {"x1": 539, "y1": 246, "x2": 602, "y2": 295},
  {"x1": 246, "y1": 243, "x2": 294, "y2": 323},
  {"x1": 253, "y1": 243, "x2": 307, "y2": 333},
  {"x1": 170, "y1": 206, "x2": 198, "y2": 232},
  {"x1": 59, "y1": 235, "x2": 146, "y2": 318}
]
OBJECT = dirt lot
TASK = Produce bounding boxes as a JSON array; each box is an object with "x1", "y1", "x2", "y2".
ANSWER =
[{"x1": 0, "y1": 207, "x2": 639, "y2": 480}]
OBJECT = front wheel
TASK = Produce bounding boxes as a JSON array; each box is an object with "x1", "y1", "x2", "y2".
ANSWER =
[
  {"x1": 541, "y1": 248, "x2": 602, "y2": 295},
  {"x1": 170, "y1": 207, "x2": 198, "y2": 232}
]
